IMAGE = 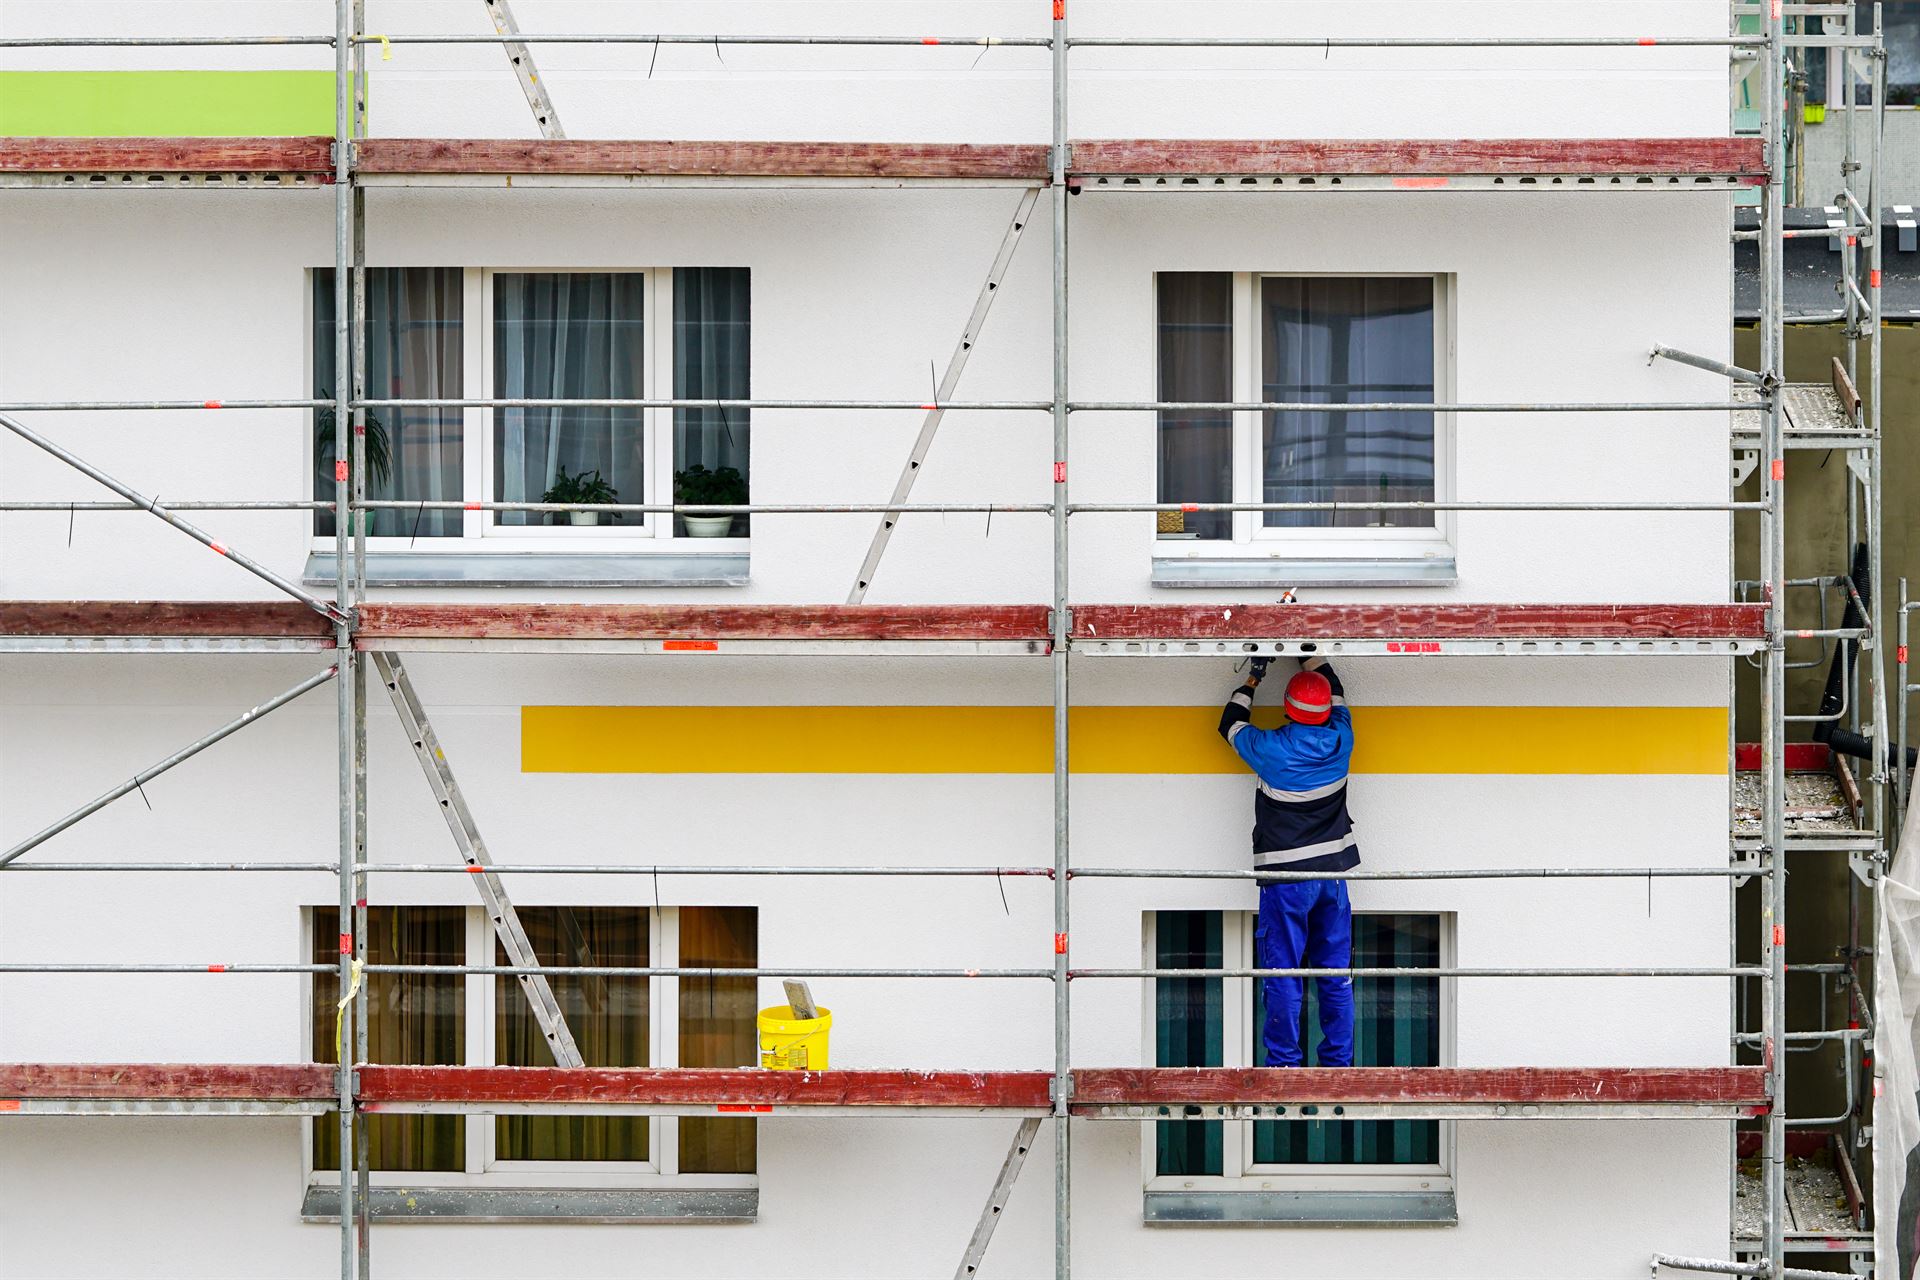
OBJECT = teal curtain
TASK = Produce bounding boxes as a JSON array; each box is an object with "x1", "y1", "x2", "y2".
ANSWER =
[
  {"x1": 673, "y1": 267, "x2": 752, "y2": 536},
  {"x1": 1154, "y1": 911, "x2": 1223, "y2": 1176},
  {"x1": 1253, "y1": 913, "x2": 1441, "y2": 1165}
]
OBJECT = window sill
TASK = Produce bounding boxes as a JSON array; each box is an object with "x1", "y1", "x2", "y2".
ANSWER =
[
  {"x1": 300, "y1": 1185, "x2": 757, "y2": 1224},
  {"x1": 302, "y1": 552, "x2": 748, "y2": 588},
  {"x1": 1143, "y1": 1189, "x2": 1456, "y2": 1227},
  {"x1": 1150, "y1": 555, "x2": 1458, "y2": 589}
]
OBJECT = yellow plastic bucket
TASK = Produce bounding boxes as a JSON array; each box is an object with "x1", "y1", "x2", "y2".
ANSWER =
[{"x1": 758, "y1": 1005, "x2": 831, "y2": 1071}]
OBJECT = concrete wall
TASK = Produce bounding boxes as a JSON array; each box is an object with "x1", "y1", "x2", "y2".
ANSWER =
[{"x1": 0, "y1": 4, "x2": 1741, "y2": 1278}]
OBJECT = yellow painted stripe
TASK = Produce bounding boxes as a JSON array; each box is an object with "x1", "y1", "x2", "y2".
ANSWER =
[{"x1": 523, "y1": 706, "x2": 1727, "y2": 775}]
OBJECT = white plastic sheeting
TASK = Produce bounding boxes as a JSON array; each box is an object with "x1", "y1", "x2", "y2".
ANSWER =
[{"x1": 1877, "y1": 777, "x2": 1920, "y2": 1280}]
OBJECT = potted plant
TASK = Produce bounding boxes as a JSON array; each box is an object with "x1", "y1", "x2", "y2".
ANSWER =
[
  {"x1": 674, "y1": 463, "x2": 747, "y2": 537},
  {"x1": 314, "y1": 394, "x2": 391, "y2": 537},
  {"x1": 542, "y1": 466, "x2": 619, "y2": 527}
]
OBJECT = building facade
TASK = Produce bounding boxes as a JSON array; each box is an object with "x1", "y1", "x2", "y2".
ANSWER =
[{"x1": 0, "y1": 4, "x2": 1773, "y2": 1278}]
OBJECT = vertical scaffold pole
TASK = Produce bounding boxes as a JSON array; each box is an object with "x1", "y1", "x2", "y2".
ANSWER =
[
  {"x1": 1049, "y1": 3, "x2": 1071, "y2": 1279},
  {"x1": 1760, "y1": 2, "x2": 1788, "y2": 1277},
  {"x1": 332, "y1": 2, "x2": 358, "y2": 1276},
  {"x1": 347, "y1": 6, "x2": 371, "y2": 1273}
]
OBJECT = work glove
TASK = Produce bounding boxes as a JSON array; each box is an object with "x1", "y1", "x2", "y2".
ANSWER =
[{"x1": 1246, "y1": 657, "x2": 1271, "y2": 685}]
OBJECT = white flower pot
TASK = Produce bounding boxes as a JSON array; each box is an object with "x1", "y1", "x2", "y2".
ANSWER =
[
  {"x1": 683, "y1": 515, "x2": 735, "y2": 537},
  {"x1": 568, "y1": 511, "x2": 600, "y2": 527}
]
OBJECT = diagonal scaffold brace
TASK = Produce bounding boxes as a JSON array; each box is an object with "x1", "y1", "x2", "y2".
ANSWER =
[
  {"x1": 481, "y1": 0, "x2": 565, "y2": 138},
  {"x1": 369, "y1": 653, "x2": 584, "y2": 1068},
  {"x1": 848, "y1": 186, "x2": 1043, "y2": 603},
  {"x1": 0, "y1": 665, "x2": 340, "y2": 869},
  {"x1": 0, "y1": 411, "x2": 347, "y2": 625},
  {"x1": 954, "y1": 1116, "x2": 1042, "y2": 1280}
]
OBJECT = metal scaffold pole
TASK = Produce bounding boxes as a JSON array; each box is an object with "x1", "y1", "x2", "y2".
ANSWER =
[
  {"x1": 1049, "y1": 3, "x2": 1071, "y2": 1278},
  {"x1": 1760, "y1": 0, "x2": 1788, "y2": 1274},
  {"x1": 332, "y1": 1, "x2": 358, "y2": 1274}
]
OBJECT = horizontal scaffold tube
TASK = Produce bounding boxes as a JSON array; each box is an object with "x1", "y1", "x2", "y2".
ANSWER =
[
  {"x1": 1068, "y1": 866, "x2": 1766, "y2": 881},
  {"x1": 1069, "y1": 36, "x2": 1766, "y2": 48},
  {"x1": 355, "y1": 397, "x2": 1051, "y2": 411},
  {"x1": 0, "y1": 964, "x2": 1055, "y2": 979},
  {"x1": 1069, "y1": 400, "x2": 1745, "y2": 413},
  {"x1": 1073, "y1": 501, "x2": 1763, "y2": 513},
  {"x1": 0, "y1": 400, "x2": 330, "y2": 412},
  {"x1": 354, "y1": 863, "x2": 1055, "y2": 877},
  {"x1": 355, "y1": 501, "x2": 1049, "y2": 515},
  {"x1": 1076, "y1": 966, "x2": 1764, "y2": 979},
  {"x1": 0, "y1": 502, "x2": 330, "y2": 512}
]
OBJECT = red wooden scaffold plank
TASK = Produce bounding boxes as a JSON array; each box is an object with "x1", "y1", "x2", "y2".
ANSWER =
[
  {"x1": 357, "y1": 138, "x2": 1050, "y2": 181},
  {"x1": 0, "y1": 1062, "x2": 335, "y2": 1101},
  {"x1": 355, "y1": 603, "x2": 1054, "y2": 643},
  {"x1": 1071, "y1": 1066, "x2": 1769, "y2": 1107},
  {"x1": 0, "y1": 137, "x2": 335, "y2": 176},
  {"x1": 3, "y1": 1063, "x2": 1766, "y2": 1112},
  {"x1": 1071, "y1": 603, "x2": 1769, "y2": 641},
  {"x1": 1071, "y1": 137, "x2": 1768, "y2": 179}
]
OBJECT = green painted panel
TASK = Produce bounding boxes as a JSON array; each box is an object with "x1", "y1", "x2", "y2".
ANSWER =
[{"x1": 0, "y1": 71, "x2": 335, "y2": 137}]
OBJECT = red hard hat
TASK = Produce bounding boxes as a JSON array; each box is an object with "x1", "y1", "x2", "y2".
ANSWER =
[{"x1": 1284, "y1": 670, "x2": 1333, "y2": 726}]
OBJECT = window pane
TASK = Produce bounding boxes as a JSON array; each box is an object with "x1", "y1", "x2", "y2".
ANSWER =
[
  {"x1": 1153, "y1": 910, "x2": 1223, "y2": 1176},
  {"x1": 312, "y1": 906, "x2": 464, "y2": 1172},
  {"x1": 494, "y1": 273, "x2": 645, "y2": 526},
  {"x1": 1156, "y1": 273, "x2": 1232, "y2": 542},
  {"x1": 1261, "y1": 277, "x2": 1435, "y2": 529},
  {"x1": 1253, "y1": 914, "x2": 1441, "y2": 1166},
  {"x1": 496, "y1": 908, "x2": 649, "y2": 1160},
  {"x1": 678, "y1": 906, "x2": 759, "y2": 1174},
  {"x1": 1860, "y1": 2, "x2": 1920, "y2": 103},
  {"x1": 312, "y1": 268, "x2": 464, "y2": 538},
  {"x1": 673, "y1": 268, "x2": 752, "y2": 537}
]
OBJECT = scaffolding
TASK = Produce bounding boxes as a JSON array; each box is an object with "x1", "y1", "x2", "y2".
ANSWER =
[{"x1": 0, "y1": 4, "x2": 1896, "y2": 1278}]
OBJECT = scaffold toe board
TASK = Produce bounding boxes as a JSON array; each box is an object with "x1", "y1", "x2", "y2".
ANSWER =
[
  {"x1": 355, "y1": 138, "x2": 1050, "y2": 184},
  {"x1": 0, "y1": 601, "x2": 338, "y2": 652},
  {"x1": 1069, "y1": 138, "x2": 1768, "y2": 187},
  {"x1": 0, "y1": 1062, "x2": 336, "y2": 1104},
  {"x1": 356, "y1": 1066, "x2": 1055, "y2": 1116},
  {"x1": 354, "y1": 603, "x2": 1055, "y2": 653},
  {"x1": 1070, "y1": 603, "x2": 1769, "y2": 657},
  {"x1": 0, "y1": 136, "x2": 336, "y2": 183},
  {"x1": 1070, "y1": 1067, "x2": 1770, "y2": 1121}
]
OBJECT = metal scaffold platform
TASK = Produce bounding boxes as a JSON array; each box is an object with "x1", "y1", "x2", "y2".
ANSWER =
[{"x1": 0, "y1": 4, "x2": 1897, "y2": 1278}]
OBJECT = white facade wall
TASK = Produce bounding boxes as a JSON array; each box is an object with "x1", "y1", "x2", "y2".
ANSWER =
[{"x1": 1, "y1": 4, "x2": 1738, "y2": 1278}]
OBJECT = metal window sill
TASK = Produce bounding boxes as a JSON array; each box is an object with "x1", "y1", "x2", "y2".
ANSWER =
[
  {"x1": 1143, "y1": 1189, "x2": 1457, "y2": 1227},
  {"x1": 1150, "y1": 556, "x2": 1458, "y2": 589},
  {"x1": 302, "y1": 552, "x2": 749, "y2": 588},
  {"x1": 300, "y1": 1185, "x2": 757, "y2": 1224}
]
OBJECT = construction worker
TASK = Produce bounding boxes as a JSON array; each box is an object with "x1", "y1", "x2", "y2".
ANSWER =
[{"x1": 1217, "y1": 656, "x2": 1356, "y2": 1069}]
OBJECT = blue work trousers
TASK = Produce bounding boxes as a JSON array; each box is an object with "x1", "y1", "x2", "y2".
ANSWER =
[{"x1": 1256, "y1": 878, "x2": 1354, "y2": 1068}]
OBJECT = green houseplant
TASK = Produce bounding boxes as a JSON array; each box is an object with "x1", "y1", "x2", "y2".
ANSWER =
[
  {"x1": 314, "y1": 394, "x2": 391, "y2": 536},
  {"x1": 541, "y1": 466, "x2": 619, "y2": 527},
  {"x1": 674, "y1": 463, "x2": 747, "y2": 537}
]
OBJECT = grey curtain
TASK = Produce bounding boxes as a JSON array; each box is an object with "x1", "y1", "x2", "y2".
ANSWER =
[
  {"x1": 494, "y1": 273, "x2": 646, "y2": 525},
  {"x1": 673, "y1": 267, "x2": 751, "y2": 535},
  {"x1": 313, "y1": 267, "x2": 463, "y2": 538},
  {"x1": 1156, "y1": 273, "x2": 1233, "y2": 542},
  {"x1": 1262, "y1": 276, "x2": 1435, "y2": 530}
]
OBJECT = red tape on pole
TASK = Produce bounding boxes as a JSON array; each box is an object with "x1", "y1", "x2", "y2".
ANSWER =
[{"x1": 1054, "y1": 932, "x2": 1068, "y2": 954}]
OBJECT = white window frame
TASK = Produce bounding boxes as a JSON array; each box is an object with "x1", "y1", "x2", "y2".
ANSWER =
[
  {"x1": 1139, "y1": 910, "x2": 1456, "y2": 1198},
  {"x1": 301, "y1": 905, "x2": 758, "y2": 1193},
  {"x1": 307, "y1": 267, "x2": 748, "y2": 556},
  {"x1": 1154, "y1": 271, "x2": 1456, "y2": 566}
]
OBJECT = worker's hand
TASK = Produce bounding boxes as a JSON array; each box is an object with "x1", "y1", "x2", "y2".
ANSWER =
[
  {"x1": 1300, "y1": 656, "x2": 1327, "y2": 673},
  {"x1": 1246, "y1": 657, "x2": 1270, "y2": 686}
]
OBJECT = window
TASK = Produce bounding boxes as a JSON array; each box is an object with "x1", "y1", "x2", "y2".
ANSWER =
[
  {"x1": 312, "y1": 268, "x2": 749, "y2": 546},
  {"x1": 1145, "y1": 909, "x2": 1453, "y2": 1224},
  {"x1": 310, "y1": 905, "x2": 758, "y2": 1195},
  {"x1": 1154, "y1": 273, "x2": 1453, "y2": 576}
]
